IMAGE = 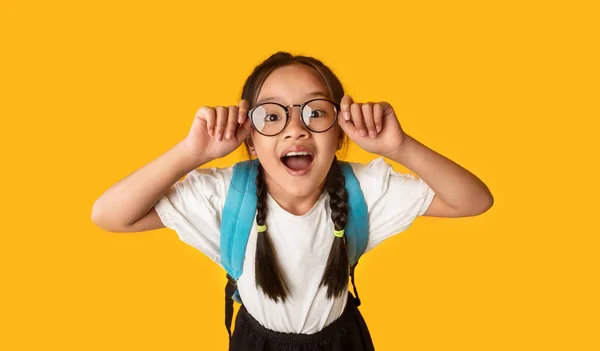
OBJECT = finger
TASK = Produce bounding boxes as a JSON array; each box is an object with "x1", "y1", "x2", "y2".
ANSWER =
[
  {"x1": 225, "y1": 106, "x2": 239, "y2": 140},
  {"x1": 361, "y1": 103, "x2": 376, "y2": 138},
  {"x1": 197, "y1": 106, "x2": 216, "y2": 137},
  {"x1": 238, "y1": 99, "x2": 249, "y2": 124},
  {"x1": 214, "y1": 106, "x2": 228, "y2": 142},
  {"x1": 373, "y1": 103, "x2": 383, "y2": 134},
  {"x1": 235, "y1": 116, "x2": 252, "y2": 141},
  {"x1": 340, "y1": 95, "x2": 354, "y2": 121},
  {"x1": 337, "y1": 109, "x2": 357, "y2": 136},
  {"x1": 351, "y1": 103, "x2": 366, "y2": 137}
]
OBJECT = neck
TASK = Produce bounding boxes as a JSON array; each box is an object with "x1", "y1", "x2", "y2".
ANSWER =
[{"x1": 263, "y1": 173, "x2": 326, "y2": 216}]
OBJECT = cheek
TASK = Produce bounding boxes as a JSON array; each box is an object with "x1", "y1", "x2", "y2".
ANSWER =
[
  {"x1": 320, "y1": 131, "x2": 340, "y2": 153},
  {"x1": 251, "y1": 135, "x2": 276, "y2": 159}
]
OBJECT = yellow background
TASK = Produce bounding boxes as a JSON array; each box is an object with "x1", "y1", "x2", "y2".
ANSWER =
[{"x1": 1, "y1": 0, "x2": 598, "y2": 350}]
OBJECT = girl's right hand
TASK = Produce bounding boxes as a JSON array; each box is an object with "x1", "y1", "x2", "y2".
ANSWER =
[{"x1": 182, "y1": 100, "x2": 253, "y2": 162}]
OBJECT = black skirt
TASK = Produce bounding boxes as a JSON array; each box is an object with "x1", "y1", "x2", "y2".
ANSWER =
[{"x1": 229, "y1": 292, "x2": 375, "y2": 351}]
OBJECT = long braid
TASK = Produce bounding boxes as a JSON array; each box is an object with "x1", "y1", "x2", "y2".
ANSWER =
[
  {"x1": 319, "y1": 157, "x2": 350, "y2": 298},
  {"x1": 254, "y1": 163, "x2": 289, "y2": 302}
]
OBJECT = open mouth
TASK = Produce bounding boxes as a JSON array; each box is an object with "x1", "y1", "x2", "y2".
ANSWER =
[{"x1": 280, "y1": 151, "x2": 314, "y2": 172}]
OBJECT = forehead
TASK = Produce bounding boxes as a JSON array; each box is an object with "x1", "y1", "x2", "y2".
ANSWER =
[{"x1": 256, "y1": 64, "x2": 330, "y2": 104}]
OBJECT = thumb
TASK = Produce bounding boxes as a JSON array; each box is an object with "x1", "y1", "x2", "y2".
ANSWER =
[{"x1": 235, "y1": 117, "x2": 252, "y2": 142}]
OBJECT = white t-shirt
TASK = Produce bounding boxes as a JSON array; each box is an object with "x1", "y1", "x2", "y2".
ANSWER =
[{"x1": 154, "y1": 157, "x2": 435, "y2": 334}]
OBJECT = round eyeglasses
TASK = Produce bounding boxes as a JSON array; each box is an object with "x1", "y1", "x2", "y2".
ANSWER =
[{"x1": 248, "y1": 98, "x2": 340, "y2": 136}]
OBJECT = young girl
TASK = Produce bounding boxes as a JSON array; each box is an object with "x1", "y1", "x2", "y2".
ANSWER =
[{"x1": 92, "y1": 52, "x2": 493, "y2": 350}]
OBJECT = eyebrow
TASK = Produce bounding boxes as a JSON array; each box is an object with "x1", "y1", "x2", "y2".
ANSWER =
[{"x1": 256, "y1": 91, "x2": 329, "y2": 105}]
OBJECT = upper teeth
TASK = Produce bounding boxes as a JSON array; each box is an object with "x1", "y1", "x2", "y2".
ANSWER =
[{"x1": 285, "y1": 151, "x2": 311, "y2": 157}]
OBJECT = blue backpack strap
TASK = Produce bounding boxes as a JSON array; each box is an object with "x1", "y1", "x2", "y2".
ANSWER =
[
  {"x1": 220, "y1": 159, "x2": 259, "y2": 281},
  {"x1": 220, "y1": 159, "x2": 259, "y2": 339},
  {"x1": 338, "y1": 161, "x2": 369, "y2": 306},
  {"x1": 338, "y1": 161, "x2": 369, "y2": 264}
]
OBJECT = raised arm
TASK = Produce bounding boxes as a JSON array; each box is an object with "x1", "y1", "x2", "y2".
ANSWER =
[
  {"x1": 91, "y1": 100, "x2": 252, "y2": 232},
  {"x1": 91, "y1": 141, "x2": 210, "y2": 232},
  {"x1": 337, "y1": 96, "x2": 493, "y2": 218}
]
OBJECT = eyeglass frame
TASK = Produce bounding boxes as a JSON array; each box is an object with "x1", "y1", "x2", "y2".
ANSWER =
[{"x1": 248, "y1": 98, "x2": 341, "y2": 136}]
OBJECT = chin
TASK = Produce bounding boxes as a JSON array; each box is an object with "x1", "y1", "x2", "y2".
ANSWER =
[
  {"x1": 283, "y1": 181, "x2": 321, "y2": 198},
  {"x1": 284, "y1": 168, "x2": 328, "y2": 196}
]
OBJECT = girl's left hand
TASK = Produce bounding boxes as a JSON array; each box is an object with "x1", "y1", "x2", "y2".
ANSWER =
[{"x1": 337, "y1": 95, "x2": 408, "y2": 157}]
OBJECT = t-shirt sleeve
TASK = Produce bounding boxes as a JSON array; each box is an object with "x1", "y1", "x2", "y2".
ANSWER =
[
  {"x1": 350, "y1": 157, "x2": 436, "y2": 253},
  {"x1": 153, "y1": 166, "x2": 233, "y2": 265}
]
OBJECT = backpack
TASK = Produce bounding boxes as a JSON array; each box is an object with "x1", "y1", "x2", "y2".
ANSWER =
[{"x1": 219, "y1": 158, "x2": 369, "y2": 339}]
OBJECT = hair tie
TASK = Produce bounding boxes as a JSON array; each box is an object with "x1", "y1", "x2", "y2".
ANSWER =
[
  {"x1": 257, "y1": 224, "x2": 267, "y2": 233},
  {"x1": 334, "y1": 229, "x2": 345, "y2": 238}
]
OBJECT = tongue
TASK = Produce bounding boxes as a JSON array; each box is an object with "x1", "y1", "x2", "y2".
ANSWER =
[{"x1": 283, "y1": 155, "x2": 313, "y2": 170}]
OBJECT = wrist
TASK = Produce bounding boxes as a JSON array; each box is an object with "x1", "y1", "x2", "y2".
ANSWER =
[
  {"x1": 174, "y1": 140, "x2": 212, "y2": 170},
  {"x1": 384, "y1": 134, "x2": 415, "y2": 162}
]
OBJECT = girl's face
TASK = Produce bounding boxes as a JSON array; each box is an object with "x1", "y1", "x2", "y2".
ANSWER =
[{"x1": 249, "y1": 64, "x2": 340, "y2": 200}]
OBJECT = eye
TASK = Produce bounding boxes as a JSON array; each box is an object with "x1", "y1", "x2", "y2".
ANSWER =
[
  {"x1": 309, "y1": 110, "x2": 327, "y2": 118},
  {"x1": 264, "y1": 114, "x2": 281, "y2": 122}
]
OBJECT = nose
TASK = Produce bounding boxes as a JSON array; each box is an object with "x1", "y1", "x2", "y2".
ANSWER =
[{"x1": 282, "y1": 105, "x2": 309, "y2": 140}]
